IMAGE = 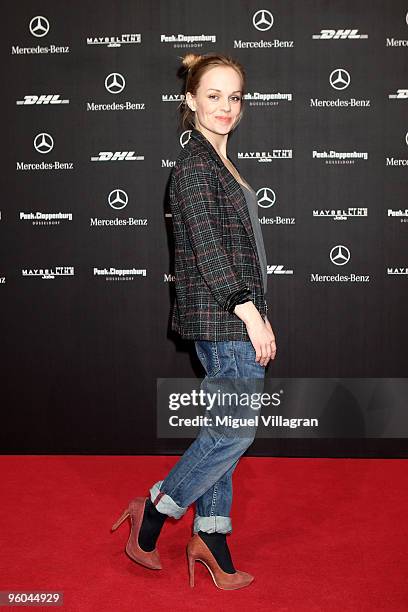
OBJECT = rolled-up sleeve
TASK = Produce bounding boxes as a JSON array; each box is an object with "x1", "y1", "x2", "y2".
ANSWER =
[{"x1": 174, "y1": 159, "x2": 253, "y2": 313}]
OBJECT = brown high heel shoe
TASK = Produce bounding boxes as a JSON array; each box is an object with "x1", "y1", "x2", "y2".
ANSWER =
[
  {"x1": 186, "y1": 534, "x2": 254, "y2": 590},
  {"x1": 111, "y1": 497, "x2": 162, "y2": 570}
]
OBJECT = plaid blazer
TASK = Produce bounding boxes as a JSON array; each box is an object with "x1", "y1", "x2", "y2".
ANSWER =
[{"x1": 169, "y1": 127, "x2": 268, "y2": 341}]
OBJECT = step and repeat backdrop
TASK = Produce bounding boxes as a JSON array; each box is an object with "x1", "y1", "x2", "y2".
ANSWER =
[{"x1": 1, "y1": 1, "x2": 407, "y2": 456}]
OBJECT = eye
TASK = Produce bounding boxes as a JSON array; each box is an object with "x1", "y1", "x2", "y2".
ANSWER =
[{"x1": 209, "y1": 95, "x2": 242, "y2": 101}]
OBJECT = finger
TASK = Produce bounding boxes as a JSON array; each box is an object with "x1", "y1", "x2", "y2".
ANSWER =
[{"x1": 262, "y1": 343, "x2": 270, "y2": 366}]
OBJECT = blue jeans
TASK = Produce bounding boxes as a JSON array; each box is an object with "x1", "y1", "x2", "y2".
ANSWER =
[{"x1": 150, "y1": 340, "x2": 265, "y2": 533}]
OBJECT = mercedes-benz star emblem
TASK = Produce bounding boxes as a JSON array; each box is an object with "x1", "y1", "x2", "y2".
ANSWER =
[
  {"x1": 108, "y1": 189, "x2": 128, "y2": 210},
  {"x1": 329, "y1": 69, "x2": 351, "y2": 91},
  {"x1": 180, "y1": 130, "x2": 192, "y2": 148},
  {"x1": 256, "y1": 188, "x2": 276, "y2": 208},
  {"x1": 34, "y1": 132, "x2": 54, "y2": 154},
  {"x1": 29, "y1": 16, "x2": 50, "y2": 38},
  {"x1": 253, "y1": 9, "x2": 274, "y2": 31},
  {"x1": 105, "y1": 73, "x2": 126, "y2": 94},
  {"x1": 330, "y1": 245, "x2": 351, "y2": 266}
]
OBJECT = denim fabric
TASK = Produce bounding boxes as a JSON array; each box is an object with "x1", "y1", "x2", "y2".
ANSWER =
[{"x1": 150, "y1": 340, "x2": 265, "y2": 533}]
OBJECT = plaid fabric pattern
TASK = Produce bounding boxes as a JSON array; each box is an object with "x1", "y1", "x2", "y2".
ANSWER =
[{"x1": 169, "y1": 128, "x2": 268, "y2": 341}]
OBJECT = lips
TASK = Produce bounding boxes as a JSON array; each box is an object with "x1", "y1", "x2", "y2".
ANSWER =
[{"x1": 215, "y1": 116, "x2": 231, "y2": 123}]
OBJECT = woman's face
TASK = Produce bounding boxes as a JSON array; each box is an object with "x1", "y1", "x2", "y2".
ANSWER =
[{"x1": 186, "y1": 65, "x2": 243, "y2": 135}]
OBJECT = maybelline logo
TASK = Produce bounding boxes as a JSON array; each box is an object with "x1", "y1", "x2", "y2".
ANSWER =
[
  {"x1": 387, "y1": 267, "x2": 408, "y2": 275},
  {"x1": 238, "y1": 150, "x2": 292, "y2": 162},
  {"x1": 162, "y1": 94, "x2": 184, "y2": 103},
  {"x1": 234, "y1": 10, "x2": 294, "y2": 49},
  {"x1": 20, "y1": 211, "x2": 73, "y2": 225},
  {"x1": 388, "y1": 208, "x2": 408, "y2": 221},
  {"x1": 86, "y1": 33, "x2": 141, "y2": 48},
  {"x1": 16, "y1": 132, "x2": 74, "y2": 171},
  {"x1": 313, "y1": 208, "x2": 368, "y2": 220},
  {"x1": 312, "y1": 29, "x2": 368, "y2": 40},
  {"x1": 160, "y1": 34, "x2": 216, "y2": 45},
  {"x1": 312, "y1": 150, "x2": 368, "y2": 163},
  {"x1": 90, "y1": 189, "x2": 148, "y2": 227},
  {"x1": 267, "y1": 265, "x2": 294, "y2": 275},
  {"x1": 310, "y1": 246, "x2": 370, "y2": 282},
  {"x1": 11, "y1": 16, "x2": 70, "y2": 55},
  {"x1": 90, "y1": 152, "x2": 144, "y2": 162},
  {"x1": 22, "y1": 267, "x2": 74, "y2": 279},
  {"x1": 386, "y1": 13, "x2": 408, "y2": 46},
  {"x1": 389, "y1": 89, "x2": 408, "y2": 99},
  {"x1": 310, "y1": 68, "x2": 371, "y2": 107},
  {"x1": 244, "y1": 91, "x2": 293, "y2": 105},
  {"x1": 93, "y1": 267, "x2": 147, "y2": 280},
  {"x1": 16, "y1": 94, "x2": 69, "y2": 105},
  {"x1": 87, "y1": 73, "x2": 146, "y2": 112}
]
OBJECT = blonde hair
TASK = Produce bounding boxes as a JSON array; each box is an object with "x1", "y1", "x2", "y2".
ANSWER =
[{"x1": 177, "y1": 52, "x2": 246, "y2": 133}]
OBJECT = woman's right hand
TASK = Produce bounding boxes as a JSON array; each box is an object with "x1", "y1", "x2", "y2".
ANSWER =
[{"x1": 233, "y1": 302, "x2": 277, "y2": 367}]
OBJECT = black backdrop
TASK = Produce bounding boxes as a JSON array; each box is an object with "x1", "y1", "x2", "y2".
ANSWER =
[{"x1": 2, "y1": 1, "x2": 407, "y2": 457}]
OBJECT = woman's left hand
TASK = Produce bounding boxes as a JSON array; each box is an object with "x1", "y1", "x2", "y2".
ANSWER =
[{"x1": 264, "y1": 316, "x2": 277, "y2": 361}]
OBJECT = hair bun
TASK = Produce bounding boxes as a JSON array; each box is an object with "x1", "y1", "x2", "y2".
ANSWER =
[{"x1": 182, "y1": 53, "x2": 201, "y2": 70}]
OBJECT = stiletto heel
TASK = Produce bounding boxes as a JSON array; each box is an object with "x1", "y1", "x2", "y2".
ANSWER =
[
  {"x1": 111, "y1": 497, "x2": 162, "y2": 570},
  {"x1": 188, "y1": 553, "x2": 195, "y2": 587},
  {"x1": 186, "y1": 534, "x2": 254, "y2": 590},
  {"x1": 111, "y1": 509, "x2": 130, "y2": 531}
]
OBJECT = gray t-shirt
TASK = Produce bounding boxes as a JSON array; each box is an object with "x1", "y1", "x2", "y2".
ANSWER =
[{"x1": 240, "y1": 182, "x2": 268, "y2": 295}]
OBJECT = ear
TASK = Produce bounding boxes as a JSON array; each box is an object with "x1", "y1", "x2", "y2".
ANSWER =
[{"x1": 185, "y1": 91, "x2": 196, "y2": 112}]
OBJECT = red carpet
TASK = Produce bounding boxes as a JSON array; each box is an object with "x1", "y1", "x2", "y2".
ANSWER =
[{"x1": 0, "y1": 455, "x2": 407, "y2": 611}]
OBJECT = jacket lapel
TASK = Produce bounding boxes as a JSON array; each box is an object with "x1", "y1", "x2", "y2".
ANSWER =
[{"x1": 188, "y1": 128, "x2": 259, "y2": 259}]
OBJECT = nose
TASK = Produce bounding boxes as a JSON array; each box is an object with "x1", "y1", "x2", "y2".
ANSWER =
[{"x1": 220, "y1": 97, "x2": 232, "y2": 112}]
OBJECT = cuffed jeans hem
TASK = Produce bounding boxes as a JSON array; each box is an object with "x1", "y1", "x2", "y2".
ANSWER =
[
  {"x1": 149, "y1": 480, "x2": 188, "y2": 520},
  {"x1": 193, "y1": 515, "x2": 232, "y2": 534}
]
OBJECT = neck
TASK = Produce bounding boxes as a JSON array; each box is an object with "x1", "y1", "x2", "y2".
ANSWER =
[{"x1": 194, "y1": 124, "x2": 229, "y2": 160}]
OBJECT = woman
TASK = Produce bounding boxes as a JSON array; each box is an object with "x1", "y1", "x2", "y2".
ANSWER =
[{"x1": 112, "y1": 52, "x2": 277, "y2": 590}]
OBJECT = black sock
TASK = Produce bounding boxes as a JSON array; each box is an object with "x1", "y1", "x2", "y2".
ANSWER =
[
  {"x1": 198, "y1": 531, "x2": 236, "y2": 574},
  {"x1": 138, "y1": 498, "x2": 167, "y2": 552}
]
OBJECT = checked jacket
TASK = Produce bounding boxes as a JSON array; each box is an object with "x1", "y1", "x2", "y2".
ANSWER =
[{"x1": 169, "y1": 127, "x2": 268, "y2": 341}]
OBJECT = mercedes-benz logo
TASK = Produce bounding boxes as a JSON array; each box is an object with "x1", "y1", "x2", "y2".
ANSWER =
[
  {"x1": 108, "y1": 189, "x2": 128, "y2": 210},
  {"x1": 29, "y1": 16, "x2": 49, "y2": 38},
  {"x1": 253, "y1": 9, "x2": 274, "y2": 31},
  {"x1": 180, "y1": 130, "x2": 192, "y2": 148},
  {"x1": 105, "y1": 73, "x2": 126, "y2": 94},
  {"x1": 34, "y1": 132, "x2": 54, "y2": 154},
  {"x1": 329, "y1": 69, "x2": 351, "y2": 90},
  {"x1": 330, "y1": 245, "x2": 350, "y2": 265},
  {"x1": 256, "y1": 187, "x2": 276, "y2": 208}
]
